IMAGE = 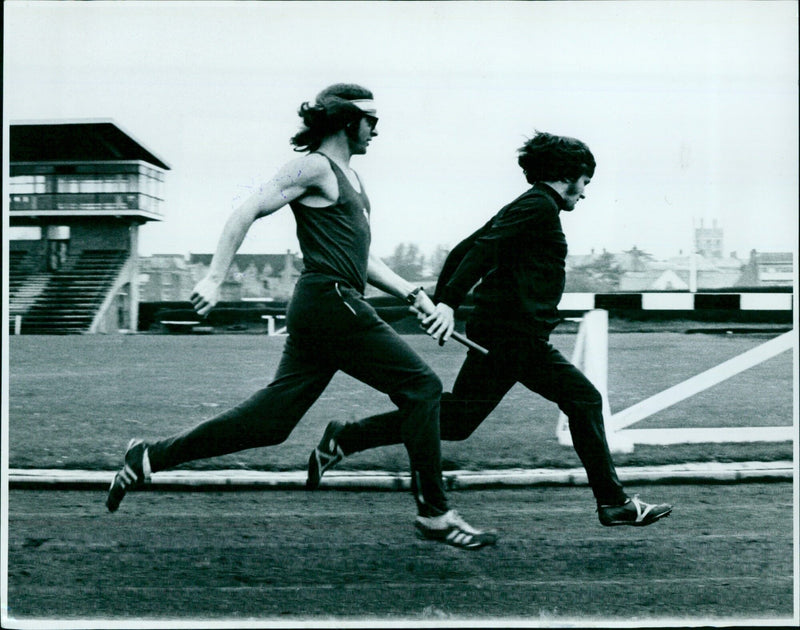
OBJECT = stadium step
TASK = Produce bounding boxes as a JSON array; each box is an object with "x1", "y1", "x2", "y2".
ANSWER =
[{"x1": 10, "y1": 249, "x2": 129, "y2": 334}]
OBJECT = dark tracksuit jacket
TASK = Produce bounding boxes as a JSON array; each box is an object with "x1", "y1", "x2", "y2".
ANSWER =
[
  {"x1": 435, "y1": 183, "x2": 568, "y2": 338},
  {"x1": 345, "y1": 183, "x2": 627, "y2": 506}
]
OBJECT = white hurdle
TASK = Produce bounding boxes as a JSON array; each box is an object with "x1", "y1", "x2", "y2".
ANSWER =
[
  {"x1": 556, "y1": 310, "x2": 794, "y2": 452},
  {"x1": 556, "y1": 310, "x2": 629, "y2": 451}
]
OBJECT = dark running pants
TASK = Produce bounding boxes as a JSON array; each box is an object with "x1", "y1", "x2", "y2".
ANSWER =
[
  {"x1": 146, "y1": 275, "x2": 448, "y2": 516},
  {"x1": 338, "y1": 320, "x2": 627, "y2": 507}
]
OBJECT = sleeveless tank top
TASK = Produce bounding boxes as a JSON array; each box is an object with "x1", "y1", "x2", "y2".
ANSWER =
[{"x1": 289, "y1": 153, "x2": 371, "y2": 292}]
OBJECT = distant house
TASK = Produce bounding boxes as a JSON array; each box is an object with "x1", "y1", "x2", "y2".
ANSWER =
[
  {"x1": 138, "y1": 254, "x2": 198, "y2": 302},
  {"x1": 139, "y1": 252, "x2": 304, "y2": 302},
  {"x1": 567, "y1": 221, "x2": 792, "y2": 293},
  {"x1": 569, "y1": 248, "x2": 750, "y2": 292},
  {"x1": 655, "y1": 253, "x2": 744, "y2": 290},
  {"x1": 736, "y1": 250, "x2": 794, "y2": 287},
  {"x1": 618, "y1": 269, "x2": 688, "y2": 292},
  {"x1": 189, "y1": 252, "x2": 303, "y2": 300}
]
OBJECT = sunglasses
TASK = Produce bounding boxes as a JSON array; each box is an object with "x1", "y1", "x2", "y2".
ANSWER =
[{"x1": 363, "y1": 115, "x2": 379, "y2": 130}]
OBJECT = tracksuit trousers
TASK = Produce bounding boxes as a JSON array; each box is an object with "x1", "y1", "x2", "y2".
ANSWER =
[
  {"x1": 146, "y1": 274, "x2": 448, "y2": 517},
  {"x1": 338, "y1": 319, "x2": 628, "y2": 507}
]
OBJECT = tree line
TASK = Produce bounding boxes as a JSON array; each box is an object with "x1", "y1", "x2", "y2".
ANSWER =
[
  {"x1": 381, "y1": 243, "x2": 451, "y2": 281},
  {"x1": 382, "y1": 242, "x2": 658, "y2": 292}
]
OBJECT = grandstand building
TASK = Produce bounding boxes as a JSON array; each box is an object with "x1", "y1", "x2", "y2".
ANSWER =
[{"x1": 8, "y1": 119, "x2": 170, "y2": 333}]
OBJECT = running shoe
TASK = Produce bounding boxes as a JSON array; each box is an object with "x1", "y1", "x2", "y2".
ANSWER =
[
  {"x1": 598, "y1": 495, "x2": 672, "y2": 526},
  {"x1": 306, "y1": 421, "x2": 345, "y2": 490},
  {"x1": 415, "y1": 510, "x2": 498, "y2": 550},
  {"x1": 106, "y1": 439, "x2": 150, "y2": 512}
]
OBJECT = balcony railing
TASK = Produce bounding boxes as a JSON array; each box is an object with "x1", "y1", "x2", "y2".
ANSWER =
[{"x1": 9, "y1": 193, "x2": 163, "y2": 216}]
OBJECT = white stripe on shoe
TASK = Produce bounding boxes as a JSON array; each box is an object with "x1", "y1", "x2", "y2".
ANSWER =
[
  {"x1": 630, "y1": 496, "x2": 654, "y2": 523},
  {"x1": 416, "y1": 510, "x2": 498, "y2": 549},
  {"x1": 142, "y1": 448, "x2": 152, "y2": 479},
  {"x1": 446, "y1": 530, "x2": 473, "y2": 546},
  {"x1": 119, "y1": 465, "x2": 138, "y2": 487}
]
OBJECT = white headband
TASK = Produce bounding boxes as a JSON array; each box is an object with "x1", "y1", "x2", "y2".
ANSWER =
[{"x1": 350, "y1": 99, "x2": 378, "y2": 115}]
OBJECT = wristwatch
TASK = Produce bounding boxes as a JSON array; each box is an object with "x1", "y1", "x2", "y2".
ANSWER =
[{"x1": 405, "y1": 286, "x2": 425, "y2": 305}]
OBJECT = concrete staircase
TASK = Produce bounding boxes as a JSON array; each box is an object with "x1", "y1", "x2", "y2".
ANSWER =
[
  {"x1": 12, "y1": 250, "x2": 129, "y2": 334},
  {"x1": 8, "y1": 249, "x2": 39, "y2": 293},
  {"x1": 8, "y1": 273, "x2": 51, "y2": 324}
]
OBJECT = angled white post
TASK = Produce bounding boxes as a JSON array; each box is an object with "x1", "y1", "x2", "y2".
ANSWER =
[{"x1": 556, "y1": 310, "x2": 632, "y2": 452}]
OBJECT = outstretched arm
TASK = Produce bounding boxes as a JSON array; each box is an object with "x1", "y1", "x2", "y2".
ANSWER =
[
  {"x1": 366, "y1": 253, "x2": 453, "y2": 342},
  {"x1": 191, "y1": 156, "x2": 326, "y2": 316},
  {"x1": 366, "y1": 252, "x2": 419, "y2": 301}
]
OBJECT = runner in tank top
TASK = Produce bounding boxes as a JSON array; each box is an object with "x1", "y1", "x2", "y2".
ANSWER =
[{"x1": 105, "y1": 83, "x2": 497, "y2": 550}]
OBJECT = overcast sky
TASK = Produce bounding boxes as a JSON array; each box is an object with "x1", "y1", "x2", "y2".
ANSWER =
[{"x1": 4, "y1": 0, "x2": 798, "y2": 261}]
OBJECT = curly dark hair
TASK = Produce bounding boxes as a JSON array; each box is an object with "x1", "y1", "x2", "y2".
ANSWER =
[
  {"x1": 517, "y1": 131, "x2": 596, "y2": 184},
  {"x1": 290, "y1": 83, "x2": 374, "y2": 152}
]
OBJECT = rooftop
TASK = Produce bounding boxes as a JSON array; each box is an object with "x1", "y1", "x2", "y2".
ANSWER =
[
  {"x1": 189, "y1": 253, "x2": 303, "y2": 276},
  {"x1": 10, "y1": 120, "x2": 170, "y2": 170}
]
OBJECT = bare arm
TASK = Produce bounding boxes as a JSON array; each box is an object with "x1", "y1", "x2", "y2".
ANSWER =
[
  {"x1": 366, "y1": 252, "x2": 419, "y2": 302},
  {"x1": 367, "y1": 253, "x2": 454, "y2": 343},
  {"x1": 191, "y1": 155, "x2": 328, "y2": 316}
]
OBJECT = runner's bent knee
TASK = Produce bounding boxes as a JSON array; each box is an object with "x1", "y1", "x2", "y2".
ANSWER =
[
  {"x1": 387, "y1": 369, "x2": 441, "y2": 412},
  {"x1": 411, "y1": 368, "x2": 443, "y2": 400}
]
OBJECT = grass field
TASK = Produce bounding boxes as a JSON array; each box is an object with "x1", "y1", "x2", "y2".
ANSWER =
[{"x1": 6, "y1": 332, "x2": 795, "y2": 472}]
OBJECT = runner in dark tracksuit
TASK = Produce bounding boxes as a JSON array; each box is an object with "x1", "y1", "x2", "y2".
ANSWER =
[
  {"x1": 317, "y1": 131, "x2": 672, "y2": 527},
  {"x1": 106, "y1": 84, "x2": 497, "y2": 548},
  {"x1": 338, "y1": 184, "x2": 628, "y2": 503}
]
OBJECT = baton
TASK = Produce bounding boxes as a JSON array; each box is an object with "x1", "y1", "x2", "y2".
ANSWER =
[{"x1": 411, "y1": 307, "x2": 489, "y2": 356}]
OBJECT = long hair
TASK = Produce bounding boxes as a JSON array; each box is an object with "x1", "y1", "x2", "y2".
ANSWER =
[
  {"x1": 517, "y1": 132, "x2": 596, "y2": 184},
  {"x1": 290, "y1": 83, "x2": 374, "y2": 152}
]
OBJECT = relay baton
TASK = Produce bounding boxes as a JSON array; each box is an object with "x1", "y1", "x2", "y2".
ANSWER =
[
  {"x1": 451, "y1": 330, "x2": 489, "y2": 356},
  {"x1": 411, "y1": 307, "x2": 489, "y2": 356}
]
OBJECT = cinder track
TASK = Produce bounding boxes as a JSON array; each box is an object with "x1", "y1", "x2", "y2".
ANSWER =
[{"x1": 5, "y1": 482, "x2": 794, "y2": 625}]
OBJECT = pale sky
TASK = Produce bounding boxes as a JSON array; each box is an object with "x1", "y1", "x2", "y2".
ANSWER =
[{"x1": 4, "y1": 0, "x2": 798, "y2": 261}]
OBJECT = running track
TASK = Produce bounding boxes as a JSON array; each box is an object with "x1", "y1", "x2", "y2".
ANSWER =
[{"x1": 5, "y1": 482, "x2": 796, "y2": 626}]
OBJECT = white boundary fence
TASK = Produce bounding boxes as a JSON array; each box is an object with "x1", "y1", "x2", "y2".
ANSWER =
[
  {"x1": 556, "y1": 309, "x2": 795, "y2": 453},
  {"x1": 261, "y1": 314, "x2": 287, "y2": 335}
]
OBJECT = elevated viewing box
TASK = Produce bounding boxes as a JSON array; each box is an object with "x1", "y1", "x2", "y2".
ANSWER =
[
  {"x1": 9, "y1": 119, "x2": 168, "y2": 223},
  {"x1": 8, "y1": 119, "x2": 170, "y2": 334}
]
